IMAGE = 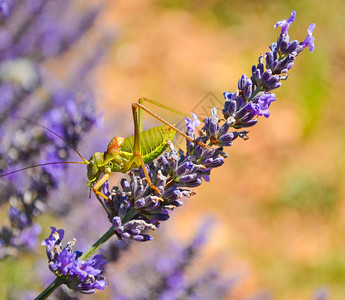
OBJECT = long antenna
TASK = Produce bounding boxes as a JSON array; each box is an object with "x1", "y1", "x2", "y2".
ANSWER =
[
  {"x1": 0, "y1": 114, "x2": 89, "y2": 163},
  {"x1": 0, "y1": 161, "x2": 87, "y2": 178}
]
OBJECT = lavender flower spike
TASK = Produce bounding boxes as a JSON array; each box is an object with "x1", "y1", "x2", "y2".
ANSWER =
[
  {"x1": 41, "y1": 227, "x2": 108, "y2": 294},
  {"x1": 96, "y1": 10, "x2": 316, "y2": 244}
]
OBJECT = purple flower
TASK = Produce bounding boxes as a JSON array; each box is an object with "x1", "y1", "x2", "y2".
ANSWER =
[
  {"x1": 41, "y1": 226, "x2": 65, "y2": 249},
  {"x1": 185, "y1": 113, "x2": 200, "y2": 132},
  {"x1": 274, "y1": 11, "x2": 316, "y2": 56},
  {"x1": 50, "y1": 248, "x2": 77, "y2": 275},
  {"x1": 301, "y1": 23, "x2": 316, "y2": 53},
  {"x1": 275, "y1": 10, "x2": 315, "y2": 54},
  {"x1": 274, "y1": 10, "x2": 296, "y2": 34},
  {"x1": 69, "y1": 255, "x2": 106, "y2": 281},
  {"x1": 41, "y1": 227, "x2": 108, "y2": 294},
  {"x1": 112, "y1": 217, "x2": 155, "y2": 242},
  {"x1": 245, "y1": 93, "x2": 276, "y2": 118},
  {"x1": 41, "y1": 226, "x2": 65, "y2": 262}
]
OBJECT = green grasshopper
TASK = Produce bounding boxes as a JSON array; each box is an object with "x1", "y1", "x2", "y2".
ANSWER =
[
  {"x1": 85, "y1": 97, "x2": 209, "y2": 203},
  {"x1": 1, "y1": 98, "x2": 209, "y2": 205}
]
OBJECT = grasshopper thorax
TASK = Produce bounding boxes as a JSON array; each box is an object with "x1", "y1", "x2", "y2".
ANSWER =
[{"x1": 107, "y1": 137, "x2": 124, "y2": 155}]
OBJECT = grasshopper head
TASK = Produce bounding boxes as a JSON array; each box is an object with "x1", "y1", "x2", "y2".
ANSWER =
[
  {"x1": 87, "y1": 152, "x2": 105, "y2": 181},
  {"x1": 87, "y1": 137, "x2": 124, "y2": 182}
]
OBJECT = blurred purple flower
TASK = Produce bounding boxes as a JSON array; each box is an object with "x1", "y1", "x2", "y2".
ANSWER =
[
  {"x1": 0, "y1": 0, "x2": 9, "y2": 16},
  {"x1": 313, "y1": 287, "x2": 329, "y2": 300},
  {"x1": 109, "y1": 219, "x2": 237, "y2": 300},
  {"x1": 0, "y1": 0, "x2": 110, "y2": 258}
]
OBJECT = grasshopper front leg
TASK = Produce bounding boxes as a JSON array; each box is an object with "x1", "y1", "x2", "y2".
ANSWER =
[{"x1": 92, "y1": 172, "x2": 111, "y2": 203}]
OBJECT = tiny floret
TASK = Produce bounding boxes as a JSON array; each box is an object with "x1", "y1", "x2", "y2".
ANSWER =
[
  {"x1": 185, "y1": 113, "x2": 201, "y2": 131},
  {"x1": 301, "y1": 23, "x2": 316, "y2": 52},
  {"x1": 274, "y1": 10, "x2": 296, "y2": 34}
]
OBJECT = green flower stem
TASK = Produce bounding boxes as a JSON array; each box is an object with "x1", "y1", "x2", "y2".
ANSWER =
[
  {"x1": 35, "y1": 226, "x2": 115, "y2": 300},
  {"x1": 122, "y1": 208, "x2": 138, "y2": 224},
  {"x1": 80, "y1": 226, "x2": 115, "y2": 260},
  {"x1": 35, "y1": 277, "x2": 66, "y2": 300}
]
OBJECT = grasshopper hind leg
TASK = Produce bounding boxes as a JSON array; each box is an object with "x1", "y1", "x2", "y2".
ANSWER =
[
  {"x1": 134, "y1": 151, "x2": 162, "y2": 195},
  {"x1": 127, "y1": 97, "x2": 213, "y2": 196},
  {"x1": 128, "y1": 102, "x2": 165, "y2": 195},
  {"x1": 124, "y1": 151, "x2": 162, "y2": 195},
  {"x1": 134, "y1": 99, "x2": 212, "y2": 150}
]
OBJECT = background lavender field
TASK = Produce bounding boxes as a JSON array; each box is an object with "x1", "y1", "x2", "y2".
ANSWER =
[{"x1": 0, "y1": 0, "x2": 343, "y2": 299}]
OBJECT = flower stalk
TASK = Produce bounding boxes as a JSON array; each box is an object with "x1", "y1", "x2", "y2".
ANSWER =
[
  {"x1": 79, "y1": 226, "x2": 115, "y2": 261},
  {"x1": 35, "y1": 277, "x2": 66, "y2": 300}
]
